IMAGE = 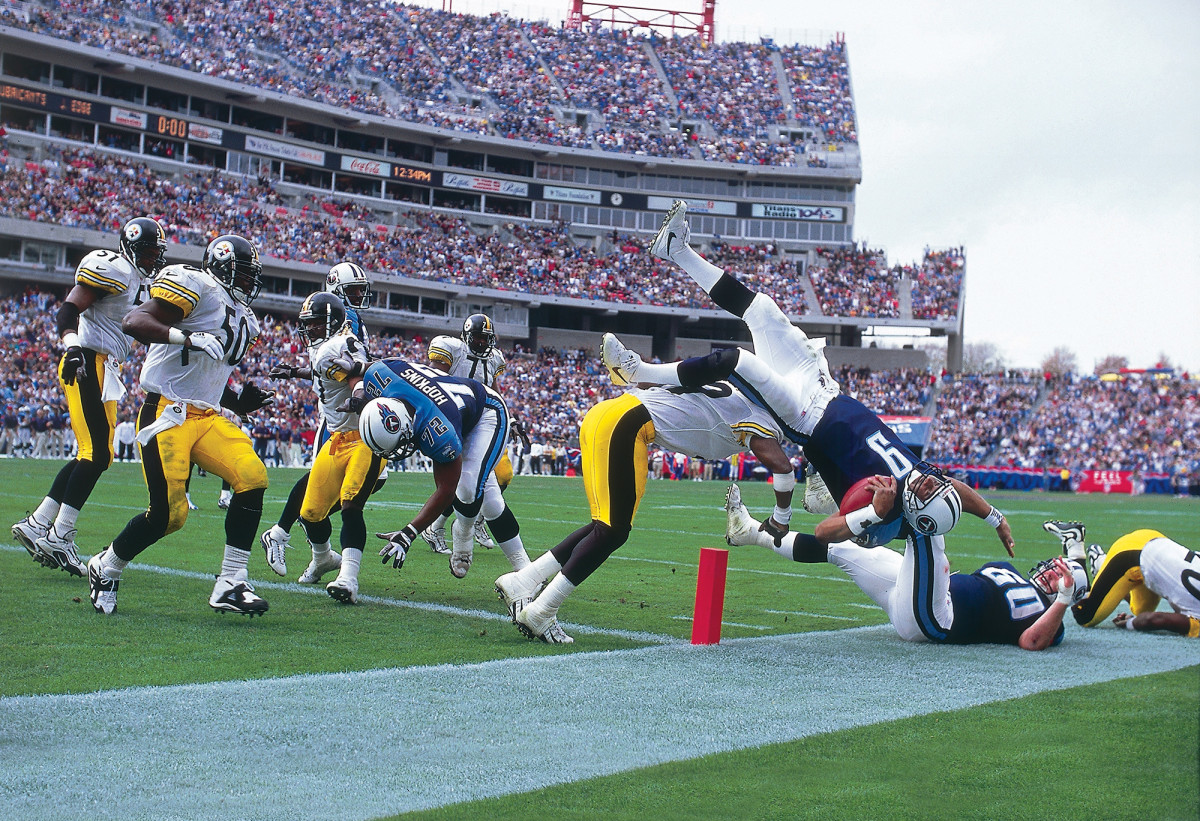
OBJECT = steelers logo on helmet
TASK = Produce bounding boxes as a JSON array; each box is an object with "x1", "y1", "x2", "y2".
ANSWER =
[
  {"x1": 119, "y1": 216, "x2": 168, "y2": 276},
  {"x1": 203, "y1": 234, "x2": 263, "y2": 305}
]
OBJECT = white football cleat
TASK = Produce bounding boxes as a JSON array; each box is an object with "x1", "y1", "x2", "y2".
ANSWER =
[
  {"x1": 260, "y1": 526, "x2": 290, "y2": 577},
  {"x1": 36, "y1": 526, "x2": 86, "y2": 577},
  {"x1": 1086, "y1": 543, "x2": 1107, "y2": 579},
  {"x1": 87, "y1": 551, "x2": 120, "y2": 615},
  {"x1": 12, "y1": 514, "x2": 51, "y2": 564},
  {"x1": 601, "y1": 333, "x2": 642, "y2": 387},
  {"x1": 297, "y1": 550, "x2": 342, "y2": 584},
  {"x1": 421, "y1": 524, "x2": 450, "y2": 554},
  {"x1": 473, "y1": 517, "x2": 495, "y2": 549},
  {"x1": 186, "y1": 493, "x2": 199, "y2": 511},
  {"x1": 724, "y1": 484, "x2": 761, "y2": 547},
  {"x1": 495, "y1": 571, "x2": 542, "y2": 623},
  {"x1": 326, "y1": 573, "x2": 359, "y2": 605},
  {"x1": 209, "y1": 570, "x2": 268, "y2": 616},
  {"x1": 1043, "y1": 520, "x2": 1086, "y2": 561},
  {"x1": 449, "y1": 548, "x2": 473, "y2": 579},
  {"x1": 648, "y1": 199, "x2": 690, "y2": 261},
  {"x1": 515, "y1": 605, "x2": 574, "y2": 644}
]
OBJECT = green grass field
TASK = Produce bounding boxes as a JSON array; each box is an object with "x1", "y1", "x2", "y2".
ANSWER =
[{"x1": 2, "y1": 459, "x2": 1196, "y2": 820}]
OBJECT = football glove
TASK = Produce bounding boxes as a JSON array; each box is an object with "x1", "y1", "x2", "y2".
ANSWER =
[
  {"x1": 222, "y1": 382, "x2": 275, "y2": 416},
  {"x1": 185, "y1": 331, "x2": 225, "y2": 361},
  {"x1": 510, "y1": 419, "x2": 532, "y2": 448},
  {"x1": 377, "y1": 524, "x2": 419, "y2": 570},
  {"x1": 758, "y1": 518, "x2": 788, "y2": 548},
  {"x1": 268, "y1": 364, "x2": 301, "y2": 379},
  {"x1": 336, "y1": 394, "x2": 368, "y2": 415},
  {"x1": 328, "y1": 355, "x2": 366, "y2": 378},
  {"x1": 60, "y1": 346, "x2": 88, "y2": 385}
]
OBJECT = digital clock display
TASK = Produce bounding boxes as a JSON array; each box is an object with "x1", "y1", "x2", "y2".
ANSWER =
[
  {"x1": 392, "y1": 164, "x2": 433, "y2": 184},
  {"x1": 153, "y1": 115, "x2": 188, "y2": 138}
]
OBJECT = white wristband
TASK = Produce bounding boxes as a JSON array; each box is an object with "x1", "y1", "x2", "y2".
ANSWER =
[
  {"x1": 772, "y1": 471, "x2": 796, "y2": 494},
  {"x1": 984, "y1": 506, "x2": 1004, "y2": 528},
  {"x1": 772, "y1": 505, "x2": 792, "y2": 525},
  {"x1": 167, "y1": 327, "x2": 188, "y2": 346},
  {"x1": 1125, "y1": 616, "x2": 1137, "y2": 631},
  {"x1": 845, "y1": 504, "x2": 883, "y2": 536},
  {"x1": 61, "y1": 331, "x2": 82, "y2": 349},
  {"x1": 1055, "y1": 588, "x2": 1074, "y2": 606}
]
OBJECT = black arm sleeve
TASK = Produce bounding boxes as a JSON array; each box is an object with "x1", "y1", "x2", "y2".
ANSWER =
[{"x1": 56, "y1": 301, "x2": 82, "y2": 337}]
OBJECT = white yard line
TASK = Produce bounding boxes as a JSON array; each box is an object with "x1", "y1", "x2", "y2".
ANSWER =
[{"x1": 1, "y1": 622, "x2": 1193, "y2": 821}]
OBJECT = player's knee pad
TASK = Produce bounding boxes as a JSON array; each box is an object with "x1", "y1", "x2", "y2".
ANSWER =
[
  {"x1": 708, "y1": 272, "x2": 756, "y2": 317},
  {"x1": 677, "y1": 348, "x2": 740, "y2": 387},
  {"x1": 453, "y1": 495, "x2": 484, "y2": 520},
  {"x1": 229, "y1": 452, "x2": 268, "y2": 493},
  {"x1": 487, "y1": 506, "x2": 520, "y2": 543}
]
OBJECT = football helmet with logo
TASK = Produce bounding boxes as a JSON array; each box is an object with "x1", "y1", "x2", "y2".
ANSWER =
[
  {"x1": 298, "y1": 292, "x2": 346, "y2": 347},
  {"x1": 360, "y1": 397, "x2": 416, "y2": 459},
  {"x1": 900, "y1": 461, "x2": 962, "y2": 536},
  {"x1": 1029, "y1": 557, "x2": 1089, "y2": 604},
  {"x1": 203, "y1": 234, "x2": 262, "y2": 305},
  {"x1": 326, "y1": 262, "x2": 372, "y2": 310},
  {"x1": 462, "y1": 313, "x2": 497, "y2": 358},
  {"x1": 119, "y1": 216, "x2": 168, "y2": 277}
]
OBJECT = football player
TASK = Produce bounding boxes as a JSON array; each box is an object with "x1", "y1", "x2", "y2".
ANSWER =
[
  {"x1": 353, "y1": 358, "x2": 533, "y2": 583},
  {"x1": 86, "y1": 234, "x2": 275, "y2": 616},
  {"x1": 12, "y1": 216, "x2": 166, "y2": 576},
  {"x1": 603, "y1": 199, "x2": 1012, "y2": 554},
  {"x1": 1043, "y1": 522, "x2": 1199, "y2": 637},
  {"x1": 493, "y1": 381, "x2": 796, "y2": 644},
  {"x1": 727, "y1": 477, "x2": 1079, "y2": 649},
  {"x1": 422, "y1": 312, "x2": 514, "y2": 554},
  {"x1": 259, "y1": 262, "x2": 376, "y2": 567},
  {"x1": 264, "y1": 292, "x2": 381, "y2": 603}
]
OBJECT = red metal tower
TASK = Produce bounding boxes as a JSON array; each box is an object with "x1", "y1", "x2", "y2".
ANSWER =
[{"x1": 566, "y1": 0, "x2": 715, "y2": 43}]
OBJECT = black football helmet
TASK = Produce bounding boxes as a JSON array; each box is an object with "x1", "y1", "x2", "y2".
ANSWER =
[
  {"x1": 462, "y1": 313, "x2": 496, "y2": 358},
  {"x1": 203, "y1": 234, "x2": 263, "y2": 305},
  {"x1": 119, "y1": 216, "x2": 167, "y2": 277},
  {"x1": 298, "y1": 291, "x2": 346, "y2": 347}
]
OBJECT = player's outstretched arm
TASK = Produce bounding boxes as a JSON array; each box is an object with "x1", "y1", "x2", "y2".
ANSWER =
[
  {"x1": 1020, "y1": 557, "x2": 1074, "y2": 651},
  {"x1": 951, "y1": 478, "x2": 1014, "y2": 557},
  {"x1": 1113, "y1": 611, "x2": 1194, "y2": 636}
]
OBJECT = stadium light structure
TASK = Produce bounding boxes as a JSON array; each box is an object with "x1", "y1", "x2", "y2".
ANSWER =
[{"x1": 566, "y1": 0, "x2": 715, "y2": 42}]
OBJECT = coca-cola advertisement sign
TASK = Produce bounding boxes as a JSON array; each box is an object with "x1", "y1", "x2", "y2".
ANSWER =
[{"x1": 340, "y1": 156, "x2": 390, "y2": 177}]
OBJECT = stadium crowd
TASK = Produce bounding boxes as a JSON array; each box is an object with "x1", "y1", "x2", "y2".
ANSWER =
[
  {"x1": 4, "y1": 286, "x2": 1196, "y2": 493},
  {"x1": 0, "y1": 143, "x2": 964, "y2": 319},
  {"x1": 1, "y1": 0, "x2": 856, "y2": 165}
]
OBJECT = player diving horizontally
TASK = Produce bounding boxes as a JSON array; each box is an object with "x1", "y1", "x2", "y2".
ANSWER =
[
  {"x1": 351, "y1": 358, "x2": 533, "y2": 583},
  {"x1": 606, "y1": 200, "x2": 1062, "y2": 646},
  {"x1": 494, "y1": 380, "x2": 797, "y2": 644}
]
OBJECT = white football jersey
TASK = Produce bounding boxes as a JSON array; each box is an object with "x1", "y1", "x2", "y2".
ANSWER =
[
  {"x1": 310, "y1": 329, "x2": 369, "y2": 433},
  {"x1": 631, "y1": 383, "x2": 785, "y2": 460},
  {"x1": 73, "y1": 249, "x2": 149, "y2": 359},
  {"x1": 428, "y1": 335, "x2": 506, "y2": 388},
  {"x1": 139, "y1": 264, "x2": 260, "y2": 408},
  {"x1": 1140, "y1": 537, "x2": 1200, "y2": 619}
]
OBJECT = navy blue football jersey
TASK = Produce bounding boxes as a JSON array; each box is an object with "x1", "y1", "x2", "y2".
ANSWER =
[
  {"x1": 360, "y1": 359, "x2": 489, "y2": 464},
  {"x1": 943, "y1": 561, "x2": 1063, "y2": 646},
  {"x1": 803, "y1": 395, "x2": 920, "y2": 503}
]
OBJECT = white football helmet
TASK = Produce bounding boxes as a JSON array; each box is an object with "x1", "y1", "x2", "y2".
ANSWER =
[
  {"x1": 901, "y1": 462, "x2": 962, "y2": 536},
  {"x1": 360, "y1": 398, "x2": 416, "y2": 459},
  {"x1": 326, "y1": 261, "x2": 371, "y2": 310},
  {"x1": 1029, "y1": 557, "x2": 1089, "y2": 604}
]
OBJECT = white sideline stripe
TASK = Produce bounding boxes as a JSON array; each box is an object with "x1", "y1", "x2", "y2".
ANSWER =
[
  {"x1": 1, "y1": 624, "x2": 1194, "y2": 821},
  {"x1": 765, "y1": 608, "x2": 860, "y2": 621},
  {"x1": 0, "y1": 544, "x2": 677, "y2": 645},
  {"x1": 669, "y1": 615, "x2": 773, "y2": 630}
]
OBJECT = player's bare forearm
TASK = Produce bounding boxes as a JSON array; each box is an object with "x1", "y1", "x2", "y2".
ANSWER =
[{"x1": 1019, "y1": 601, "x2": 1068, "y2": 651}]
